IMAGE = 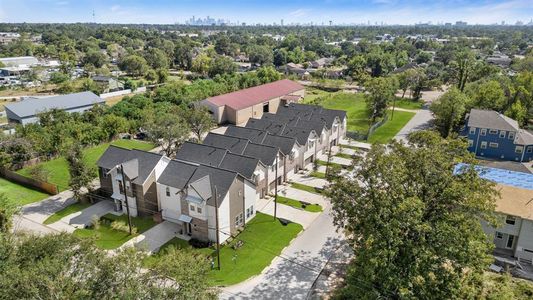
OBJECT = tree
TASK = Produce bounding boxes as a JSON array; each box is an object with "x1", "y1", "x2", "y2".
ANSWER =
[
  {"x1": 145, "y1": 108, "x2": 190, "y2": 157},
  {"x1": 505, "y1": 100, "x2": 527, "y2": 126},
  {"x1": 83, "y1": 50, "x2": 107, "y2": 68},
  {"x1": 248, "y1": 45, "x2": 274, "y2": 66},
  {"x1": 256, "y1": 66, "x2": 281, "y2": 84},
  {"x1": 64, "y1": 141, "x2": 94, "y2": 200},
  {"x1": 192, "y1": 53, "x2": 211, "y2": 77},
  {"x1": 397, "y1": 69, "x2": 417, "y2": 98},
  {"x1": 0, "y1": 193, "x2": 19, "y2": 233},
  {"x1": 465, "y1": 80, "x2": 506, "y2": 111},
  {"x1": 49, "y1": 72, "x2": 70, "y2": 84},
  {"x1": 100, "y1": 114, "x2": 129, "y2": 140},
  {"x1": 452, "y1": 50, "x2": 475, "y2": 92},
  {"x1": 273, "y1": 48, "x2": 288, "y2": 66},
  {"x1": 430, "y1": 88, "x2": 468, "y2": 137},
  {"x1": 0, "y1": 232, "x2": 217, "y2": 299},
  {"x1": 208, "y1": 56, "x2": 237, "y2": 78},
  {"x1": 365, "y1": 77, "x2": 397, "y2": 122},
  {"x1": 119, "y1": 55, "x2": 149, "y2": 77},
  {"x1": 144, "y1": 48, "x2": 169, "y2": 69},
  {"x1": 181, "y1": 106, "x2": 215, "y2": 142},
  {"x1": 346, "y1": 55, "x2": 368, "y2": 83},
  {"x1": 214, "y1": 34, "x2": 232, "y2": 55},
  {"x1": 326, "y1": 131, "x2": 498, "y2": 300}
]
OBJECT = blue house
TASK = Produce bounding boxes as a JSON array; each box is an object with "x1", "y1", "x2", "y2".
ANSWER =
[{"x1": 461, "y1": 109, "x2": 533, "y2": 162}]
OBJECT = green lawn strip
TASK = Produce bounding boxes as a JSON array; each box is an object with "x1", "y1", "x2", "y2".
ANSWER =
[
  {"x1": 73, "y1": 213, "x2": 156, "y2": 250},
  {"x1": 291, "y1": 182, "x2": 323, "y2": 195},
  {"x1": 309, "y1": 171, "x2": 326, "y2": 179},
  {"x1": 143, "y1": 237, "x2": 196, "y2": 267},
  {"x1": 207, "y1": 213, "x2": 303, "y2": 286},
  {"x1": 43, "y1": 201, "x2": 92, "y2": 225},
  {"x1": 368, "y1": 111, "x2": 416, "y2": 144},
  {"x1": 317, "y1": 159, "x2": 348, "y2": 169},
  {"x1": 18, "y1": 139, "x2": 154, "y2": 191},
  {"x1": 319, "y1": 93, "x2": 372, "y2": 132},
  {"x1": 334, "y1": 152, "x2": 353, "y2": 159},
  {"x1": 276, "y1": 196, "x2": 322, "y2": 212},
  {"x1": 393, "y1": 98, "x2": 423, "y2": 110},
  {"x1": 0, "y1": 177, "x2": 50, "y2": 206},
  {"x1": 339, "y1": 144, "x2": 368, "y2": 151}
]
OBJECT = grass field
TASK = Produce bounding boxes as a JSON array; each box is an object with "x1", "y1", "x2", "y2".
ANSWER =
[
  {"x1": 0, "y1": 177, "x2": 50, "y2": 206},
  {"x1": 43, "y1": 201, "x2": 92, "y2": 225},
  {"x1": 73, "y1": 213, "x2": 156, "y2": 250},
  {"x1": 393, "y1": 98, "x2": 424, "y2": 110},
  {"x1": 303, "y1": 87, "x2": 335, "y2": 104},
  {"x1": 18, "y1": 139, "x2": 154, "y2": 191},
  {"x1": 368, "y1": 111, "x2": 416, "y2": 144},
  {"x1": 291, "y1": 182, "x2": 323, "y2": 195},
  {"x1": 334, "y1": 152, "x2": 354, "y2": 159},
  {"x1": 309, "y1": 171, "x2": 326, "y2": 179},
  {"x1": 319, "y1": 93, "x2": 372, "y2": 132},
  {"x1": 276, "y1": 196, "x2": 322, "y2": 212}
]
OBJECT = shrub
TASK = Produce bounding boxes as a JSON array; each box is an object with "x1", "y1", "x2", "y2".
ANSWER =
[
  {"x1": 91, "y1": 215, "x2": 100, "y2": 230},
  {"x1": 29, "y1": 165, "x2": 50, "y2": 182},
  {"x1": 111, "y1": 220, "x2": 137, "y2": 234},
  {"x1": 189, "y1": 238, "x2": 210, "y2": 249}
]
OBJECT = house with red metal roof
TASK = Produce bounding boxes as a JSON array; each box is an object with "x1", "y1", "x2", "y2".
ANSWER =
[{"x1": 198, "y1": 79, "x2": 305, "y2": 125}]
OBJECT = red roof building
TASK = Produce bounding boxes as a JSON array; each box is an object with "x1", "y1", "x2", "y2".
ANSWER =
[{"x1": 199, "y1": 79, "x2": 305, "y2": 125}]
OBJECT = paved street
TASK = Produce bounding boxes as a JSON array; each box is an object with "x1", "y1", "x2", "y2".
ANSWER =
[
  {"x1": 394, "y1": 108, "x2": 434, "y2": 143},
  {"x1": 221, "y1": 204, "x2": 349, "y2": 300}
]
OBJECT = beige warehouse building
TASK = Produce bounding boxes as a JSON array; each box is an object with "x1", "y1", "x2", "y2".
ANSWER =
[{"x1": 199, "y1": 79, "x2": 305, "y2": 125}]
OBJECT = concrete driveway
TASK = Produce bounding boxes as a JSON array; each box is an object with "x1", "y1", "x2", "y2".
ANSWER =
[
  {"x1": 394, "y1": 109, "x2": 434, "y2": 143},
  {"x1": 256, "y1": 197, "x2": 321, "y2": 229},
  {"x1": 47, "y1": 200, "x2": 115, "y2": 232},
  {"x1": 121, "y1": 221, "x2": 184, "y2": 253},
  {"x1": 288, "y1": 173, "x2": 328, "y2": 188},
  {"x1": 221, "y1": 205, "x2": 350, "y2": 300}
]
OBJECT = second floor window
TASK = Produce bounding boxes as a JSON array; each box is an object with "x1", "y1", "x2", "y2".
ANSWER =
[
  {"x1": 499, "y1": 131, "x2": 506, "y2": 138},
  {"x1": 166, "y1": 187, "x2": 170, "y2": 197},
  {"x1": 480, "y1": 129, "x2": 487, "y2": 136},
  {"x1": 190, "y1": 204, "x2": 195, "y2": 212},
  {"x1": 516, "y1": 146, "x2": 523, "y2": 154},
  {"x1": 506, "y1": 215, "x2": 516, "y2": 225},
  {"x1": 489, "y1": 129, "x2": 498, "y2": 135},
  {"x1": 509, "y1": 132, "x2": 515, "y2": 140},
  {"x1": 469, "y1": 127, "x2": 476, "y2": 135}
]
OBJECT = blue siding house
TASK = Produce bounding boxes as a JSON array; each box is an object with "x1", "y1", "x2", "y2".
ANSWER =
[{"x1": 461, "y1": 109, "x2": 533, "y2": 162}]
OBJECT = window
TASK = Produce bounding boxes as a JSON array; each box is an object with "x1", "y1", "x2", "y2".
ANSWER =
[
  {"x1": 469, "y1": 127, "x2": 476, "y2": 135},
  {"x1": 468, "y1": 140, "x2": 474, "y2": 147},
  {"x1": 235, "y1": 213, "x2": 243, "y2": 226},
  {"x1": 238, "y1": 190, "x2": 242, "y2": 196},
  {"x1": 270, "y1": 163, "x2": 276, "y2": 172},
  {"x1": 499, "y1": 131, "x2": 506, "y2": 138},
  {"x1": 489, "y1": 129, "x2": 498, "y2": 135},
  {"x1": 527, "y1": 146, "x2": 533, "y2": 153},
  {"x1": 506, "y1": 215, "x2": 516, "y2": 225},
  {"x1": 166, "y1": 187, "x2": 170, "y2": 197},
  {"x1": 118, "y1": 180, "x2": 124, "y2": 194},
  {"x1": 489, "y1": 142, "x2": 499, "y2": 148},
  {"x1": 197, "y1": 207, "x2": 202, "y2": 214},
  {"x1": 190, "y1": 204, "x2": 195, "y2": 212},
  {"x1": 509, "y1": 132, "x2": 515, "y2": 140},
  {"x1": 102, "y1": 168, "x2": 109, "y2": 178},
  {"x1": 250, "y1": 205, "x2": 254, "y2": 215},
  {"x1": 480, "y1": 129, "x2": 487, "y2": 136},
  {"x1": 246, "y1": 208, "x2": 250, "y2": 218},
  {"x1": 495, "y1": 232, "x2": 503, "y2": 239},
  {"x1": 506, "y1": 235, "x2": 515, "y2": 249},
  {"x1": 480, "y1": 141, "x2": 487, "y2": 149},
  {"x1": 516, "y1": 146, "x2": 523, "y2": 154}
]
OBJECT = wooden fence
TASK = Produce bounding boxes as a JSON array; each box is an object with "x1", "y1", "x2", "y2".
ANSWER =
[{"x1": 0, "y1": 168, "x2": 58, "y2": 195}]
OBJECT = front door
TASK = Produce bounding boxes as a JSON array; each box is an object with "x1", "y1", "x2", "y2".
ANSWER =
[{"x1": 184, "y1": 222, "x2": 192, "y2": 235}]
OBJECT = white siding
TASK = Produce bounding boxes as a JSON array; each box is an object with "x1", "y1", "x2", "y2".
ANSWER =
[
  {"x1": 157, "y1": 183, "x2": 182, "y2": 223},
  {"x1": 244, "y1": 180, "x2": 257, "y2": 221},
  {"x1": 208, "y1": 194, "x2": 231, "y2": 244}
]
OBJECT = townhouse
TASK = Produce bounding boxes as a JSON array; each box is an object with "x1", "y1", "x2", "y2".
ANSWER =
[
  {"x1": 462, "y1": 109, "x2": 533, "y2": 162},
  {"x1": 457, "y1": 164, "x2": 533, "y2": 264}
]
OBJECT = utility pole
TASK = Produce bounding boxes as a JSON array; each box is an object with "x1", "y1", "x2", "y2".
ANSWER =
[
  {"x1": 214, "y1": 186, "x2": 221, "y2": 270},
  {"x1": 119, "y1": 165, "x2": 133, "y2": 235},
  {"x1": 274, "y1": 154, "x2": 278, "y2": 220},
  {"x1": 325, "y1": 141, "x2": 332, "y2": 177}
]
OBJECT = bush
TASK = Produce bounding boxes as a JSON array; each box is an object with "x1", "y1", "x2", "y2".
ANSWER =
[
  {"x1": 29, "y1": 165, "x2": 50, "y2": 182},
  {"x1": 91, "y1": 215, "x2": 100, "y2": 230},
  {"x1": 189, "y1": 238, "x2": 210, "y2": 249},
  {"x1": 111, "y1": 220, "x2": 137, "y2": 234}
]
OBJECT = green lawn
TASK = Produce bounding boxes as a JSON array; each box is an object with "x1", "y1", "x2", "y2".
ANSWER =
[
  {"x1": 276, "y1": 196, "x2": 322, "y2": 213},
  {"x1": 73, "y1": 213, "x2": 156, "y2": 250},
  {"x1": 317, "y1": 159, "x2": 350, "y2": 169},
  {"x1": 309, "y1": 171, "x2": 326, "y2": 179},
  {"x1": 43, "y1": 201, "x2": 92, "y2": 225},
  {"x1": 303, "y1": 87, "x2": 334, "y2": 104},
  {"x1": 368, "y1": 111, "x2": 416, "y2": 144},
  {"x1": 393, "y1": 98, "x2": 424, "y2": 110},
  {"x1": 291, "y1": 182, "x2": 323, "y2": 195},
  {"x1": 0, "y1": 177, "x2": 50, "y2": 206},
  {"x1": 319, "y1": 93, "x2": 372, "y2": 132},
  {"x1": 208, "y1": 213, "x2": 302, "y2": 286},
  {"x1": 334, "y1": 152, "x2": 353, "y2": 159},
  {"x1": 18, "y1": 139, "x2": 154, "y2": 191}
]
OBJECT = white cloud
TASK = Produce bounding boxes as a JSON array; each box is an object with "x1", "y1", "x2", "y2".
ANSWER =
[
  {"x1": 111, "y1": 5, "x2": 121, "y2": 12},
  {"x1": 289, "y1": 8, "x2": 311, "y2": 18}
]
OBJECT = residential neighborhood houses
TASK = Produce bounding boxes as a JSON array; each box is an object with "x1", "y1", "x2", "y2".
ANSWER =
[{"x1": 96, "y1": 97, "x2": 347, "y2": 244}]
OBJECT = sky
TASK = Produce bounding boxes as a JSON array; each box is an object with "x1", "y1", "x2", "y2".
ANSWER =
[{"x1": 0, "y1": 0, "x2": 532, "y2": 25}]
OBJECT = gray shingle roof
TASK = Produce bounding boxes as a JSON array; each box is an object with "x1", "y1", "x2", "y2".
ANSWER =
[
  {"x1": 245, "y1": 118, "x2": 286, "y2": 135},
  {"x1": 225, "y1": 125, "x2": 268, "y2": 144},
  {"x1": 203, "y1": 133, "x2": 249, "y2": 154},
  {"x1": 467, "y1": 109, "x2": 520, "y2": 132},
  {"x1": 281, "y1": 126, "x2": 315, "y2": 146},
  {"x1": 4, "y1": 91, "x2": 105, "y2": 119},
  {"x1": 190, "y1": 165, "x2": 239, "y2": 207},
  {"x1": 158, "y1": 160, "x2": 198, "y2": 189},
  {"x1": 261, "y1": 112, "x2": 299, "y2": 126},
  {"x1": 262, "y1": 134, "x2": 298, "y2": 155},
  {"x1": 96, "y1": 145, "x2": 163, "y2": 185},
  {"x1": 219, "y1": 153, "x2": 261, "y2": 180},
  {"x1": 175, "y1": 142, "x2": 228, "y2": 167},
  {"x1": 243, "y1": 142, "x2": 279, "y2": 166}
]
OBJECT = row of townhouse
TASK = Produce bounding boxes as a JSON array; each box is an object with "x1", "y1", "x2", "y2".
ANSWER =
[
  {"x1": 461, "y1": 109, "x2": 533, "y2": 162},
  {"x1": 96, "y1": 103, "x2": 347, "y2": 244}
]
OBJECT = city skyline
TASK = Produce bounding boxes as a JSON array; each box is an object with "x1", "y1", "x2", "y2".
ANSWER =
[{"x1": 0, "y1": 0, "x2": 532, "y2": 25}]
